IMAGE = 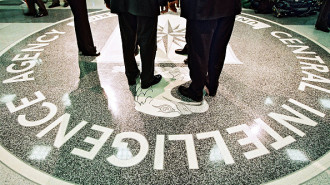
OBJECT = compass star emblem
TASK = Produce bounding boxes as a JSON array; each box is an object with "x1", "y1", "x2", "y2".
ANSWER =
[{"x1": 157, "y1": 20, "x2": 186, "y2": 56}]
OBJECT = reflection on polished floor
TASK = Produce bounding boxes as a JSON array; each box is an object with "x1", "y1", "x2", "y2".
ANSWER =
[{"x1": 0, "y1": 0, "x2": 329, "y2": 184}]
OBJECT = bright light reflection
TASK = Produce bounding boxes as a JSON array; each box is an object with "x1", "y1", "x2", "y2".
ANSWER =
[
  {"x1": 286, "y1": 149, "x2": 309, "y2": 162},
  {"x1": 0, "y1": 94, "x2": 16, "y2": 103},
  {"x1": 103, "y1": 85, "x2": 119, "y2": 116},
  {"x1": 320, "y1": 98, "x2": 330, "y2": 109},
  {"x1": 264, "y1": 97, "x2": 273, "y2": 105},
  {"x1": 62, "y1": 93, "x2": 71, "y2": 107},
  {"x1": 116, "y1": 147, "x2": 133, "y2": 160},
  {"x1": 209, "y1": 145, "x2": 223, "y2": 162},
  {"x1": 28, "y1": 145, "x2": 52, "y2": 160},
  {"x1": 250, "y1": 124, "x2": 261, "y2": 135}
]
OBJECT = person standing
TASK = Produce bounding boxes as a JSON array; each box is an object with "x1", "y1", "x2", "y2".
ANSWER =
[
  {"x1": 178, "y1": 0, "x2": 241, "y2": 102},
  {"x1": 107, "y1": 0, "x2": 173, "y2": 88},
  {"x1": 24, "y1": 0, "x2": 48, "y2": 17},
  {"x1": 67, "y1": 0, "x2": 99, "y2": 56},
  {"x1": 315, "y1": 0, "x2": 330, "y2": 32}
]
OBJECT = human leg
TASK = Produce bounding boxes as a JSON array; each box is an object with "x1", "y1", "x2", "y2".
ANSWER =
[
  {"x1": 67, "y1": 0, "x2": 98, "y2": 55},
  {"x1": 35, "y1": 0, "x2": 48, "y2": 16},
  {"x1": 207, "y1": 16, "x2": 235, "y2": 96},
  {"x1": 184, "y1": 19, "x2": 216, "y2": 99},
  {"x1": 316, "y1": 0, "x2": 330, "y2": 32},
  {"x1": 118, "y1": 13, "x2": 140, "y2": 85},
  {"x1": 136, "y1": 15, "x2": 161, "y2": 88}
]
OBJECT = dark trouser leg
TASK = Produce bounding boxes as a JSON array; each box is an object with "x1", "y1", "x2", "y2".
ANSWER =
[
  {"x1": 26, "y1": 0, "x2": 37, "y2": 15},
  {"x1": 118, "y1": 13, "x2": 140, "y2": 81},
  {"x1": 67, "y1": 0, "x2": 96, "y2": 54},
  {"x1": 207, "y1": 16, "x2": 235, "y2": 95},
  {"x1": 316, "y1": 0, "x2": 330, "y2": 27},
  {"x1": 136, "y1": 16, "x2": 158, "y2": 84},
  {"x1": 35, "y1": 0, "x2": 48, "y2": 14},
  {"x1": 186, "y1": 19, "x2": 216, "y2": 98}
]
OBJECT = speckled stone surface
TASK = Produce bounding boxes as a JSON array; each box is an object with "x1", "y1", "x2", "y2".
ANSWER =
[
  {"x1": 0, "y1": 9, "x2": 329, "y2": 185},
  {"x1": 0, "y1": 162, "x2": 36, "y2": 185},
  {"x1": 303, "y1": 168, "x2": 330, "y2": 185},
  {"x1": 0, "y1": 9, "x2": 102, "y2": 23}
]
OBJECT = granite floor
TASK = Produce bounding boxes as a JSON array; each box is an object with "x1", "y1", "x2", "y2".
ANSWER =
[{"x1": 0, "y1": 1, "x2": 329, "y2": 185}]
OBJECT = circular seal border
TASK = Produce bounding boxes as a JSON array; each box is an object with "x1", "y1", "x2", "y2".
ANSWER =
[{"x1": 0, "y1": 10, "x2": 329, "y2": 184}]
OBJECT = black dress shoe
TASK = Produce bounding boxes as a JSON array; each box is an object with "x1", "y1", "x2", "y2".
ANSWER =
[
  {"x1": 35, "y1": 13, "x2": 48, "y2": 17},
  {"x1": 63, "y1": 2, "x2": 69, "y2": 7},
  {"x1": 48, "y1": 3, "x2": 60, "y2": 8},
  {"x1": 128, "y1": 72, "x2": 140, "y2": 86},
  {"x1": 175, "y1": 45, "x2": 188, "y2": 55},
  {"x1": 207, "y1": 90, "x2": 216, "y2": 97},
  {"x1": 178, "y1": 86, "x2": 203, "y2": 102},
  {"x1": 315, "y1": 25, "x2": 329, "y2": 33},
  {"x1": 24, "y1": 12, "x2": 35, "y2": 16},
  {"x1": 79, "y1": 46, "x2": 100, "y2": 56},
  {"x1": 141, "y1": 75, "x2": 162, "y2": 89},
  {"x1": 78, "y1": 50, "x2": 101, "y2": 57},
  {"x1": 80, "y1": 52, "x2": 100, "y2": 56},
  {"x1": 205, "y1": 85, "x2": 216, "y2": 97},
  {"x1": 205, "y1": 81, "x2": 217, "y2": 96}
]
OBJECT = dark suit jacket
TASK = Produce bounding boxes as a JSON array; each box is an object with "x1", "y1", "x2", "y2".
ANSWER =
[
  {"x1": 110, "y1": 0, "x2": 168, "y2": 17},
  {"x1": 181, "y1": 0, "x2": 242, "y2": 20}
]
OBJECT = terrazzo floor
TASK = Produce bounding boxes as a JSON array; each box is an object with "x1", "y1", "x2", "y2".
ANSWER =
[{"x1": 0, "y1": 1, "x2": 329, "y2": 184}]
